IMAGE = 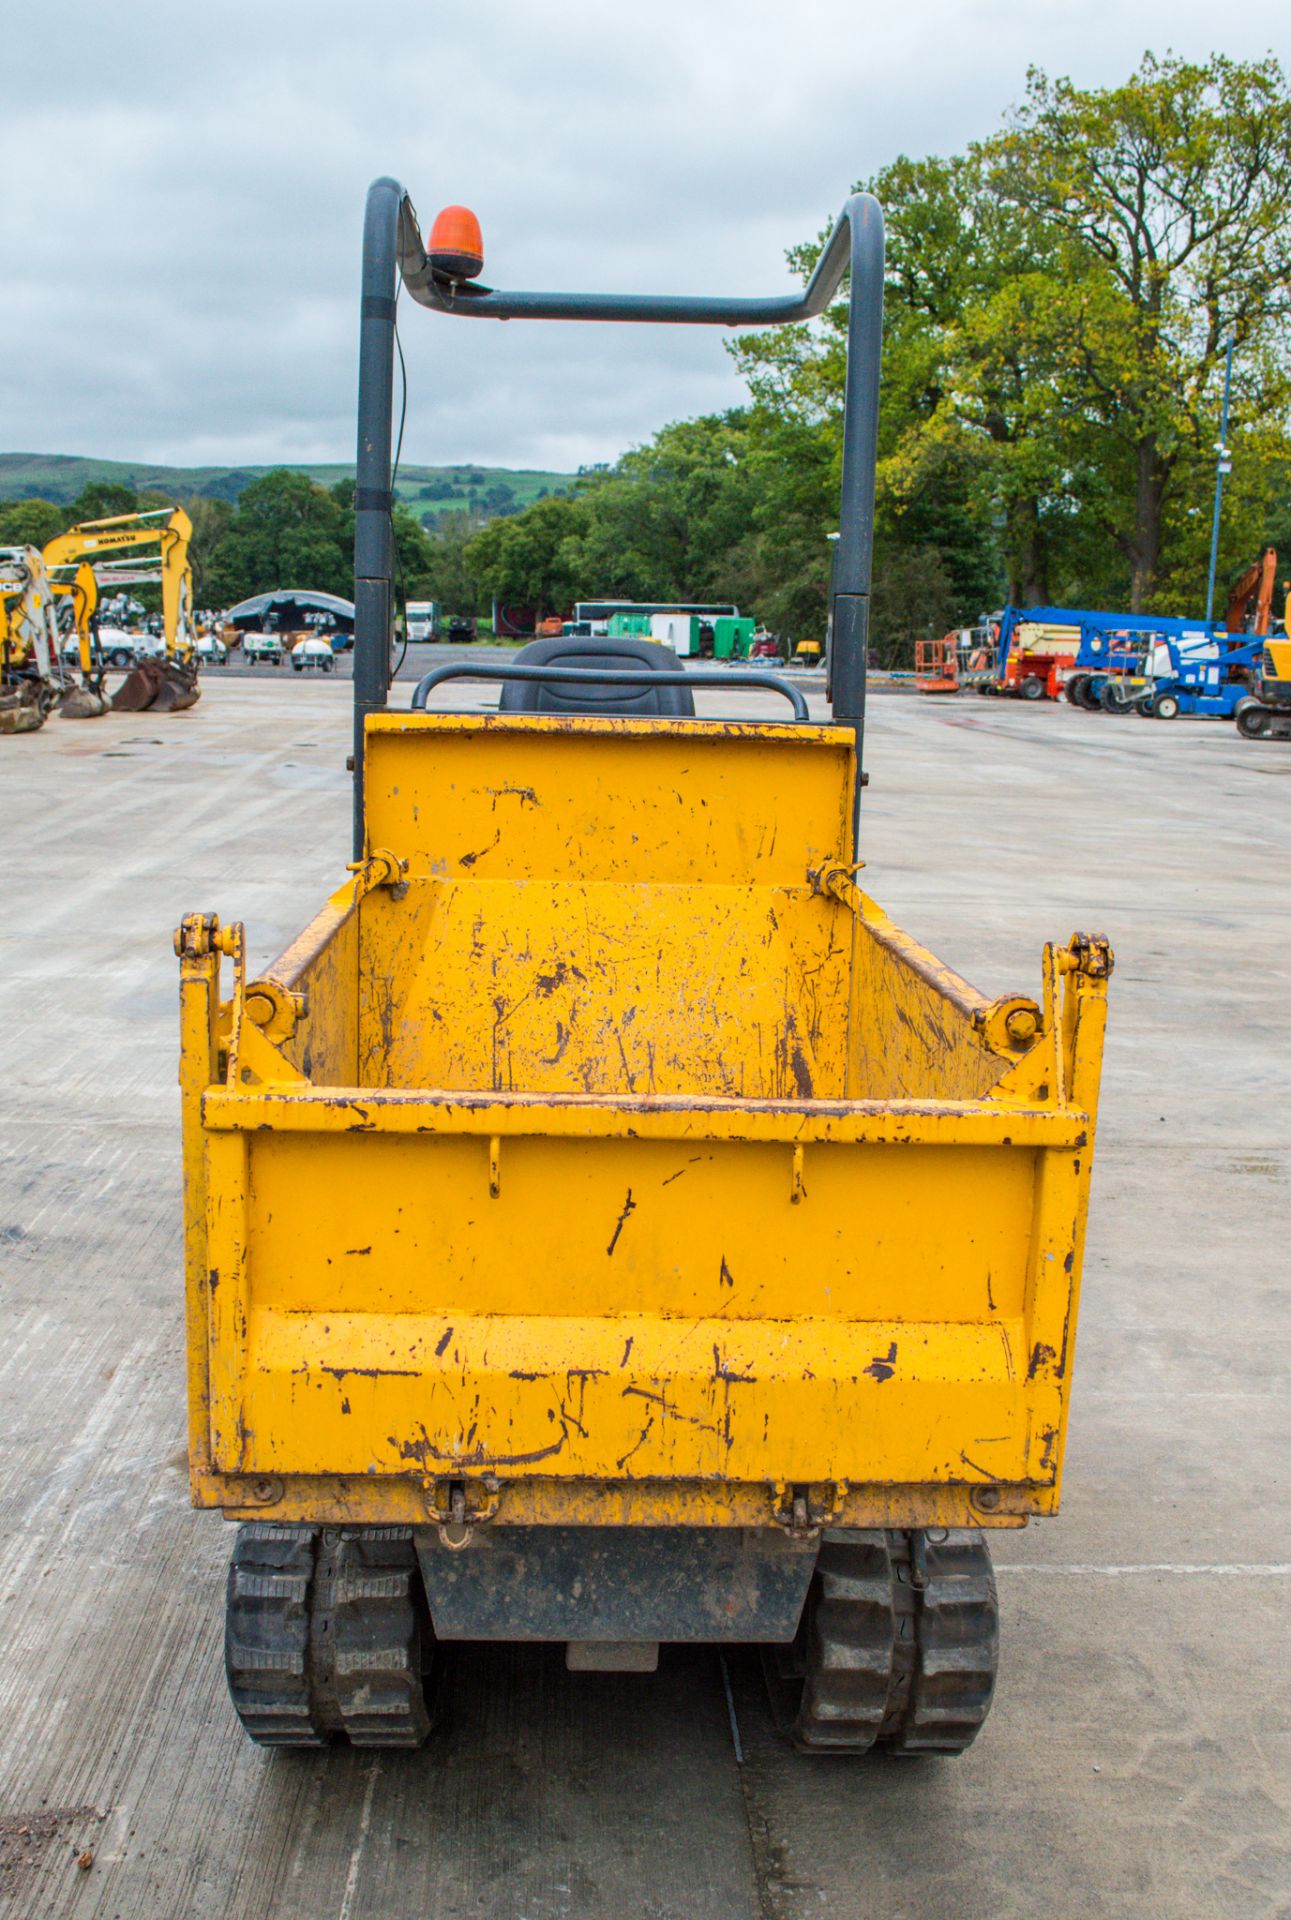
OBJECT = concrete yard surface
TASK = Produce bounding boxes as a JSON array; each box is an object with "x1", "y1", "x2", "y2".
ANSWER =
[{"x1": 1, "y1": 679, "x2": 1288, "y2": 1918}]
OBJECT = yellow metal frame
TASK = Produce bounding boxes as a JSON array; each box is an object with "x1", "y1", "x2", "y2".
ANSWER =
[{"x1": 180, "y1": 713, "x2": 1111, "y2": 1537}]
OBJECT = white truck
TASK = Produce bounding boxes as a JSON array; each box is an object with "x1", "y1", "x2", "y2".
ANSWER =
[{"x1": 406, "y1": 599, "x2": 439, "y2": 642}]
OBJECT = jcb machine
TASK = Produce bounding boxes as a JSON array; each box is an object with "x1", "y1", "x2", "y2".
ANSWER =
[
  {"x1": 179, "y1": 183, "x2": 1113, "y2": 1756},
  {"x1": 0, "y1": 545, "x2": 106, "y2": 730}
]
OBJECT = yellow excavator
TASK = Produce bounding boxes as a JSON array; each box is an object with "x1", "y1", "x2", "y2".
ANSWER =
[
  {"x1": 1, "y1": 546, "x2": 60, "y2": 732},
  {"x1": 0, "y1": 544, "x2": 108, "y2": 730},
  {"x1": 1233, "y1": 587, "x2": 1291, "y2": 740},
  {"x1": 48, "y1": 560, "x2": 112, "y2": 718},
  {"x1": 43, "y1": 506, "x2": 200, "y2": 711}
]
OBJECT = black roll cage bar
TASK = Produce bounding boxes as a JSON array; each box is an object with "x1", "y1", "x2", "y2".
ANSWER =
[
  {"x1": 410, "y1": 659, "x2": 810, "y2": 722},
  {"x1": 353, "y1": 176, "x2": 884, "y2": 858}
]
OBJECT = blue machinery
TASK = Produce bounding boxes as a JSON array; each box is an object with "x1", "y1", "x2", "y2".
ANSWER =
[{"x1": 993, "y1": 604, "x2": 1267, "y2": 717}]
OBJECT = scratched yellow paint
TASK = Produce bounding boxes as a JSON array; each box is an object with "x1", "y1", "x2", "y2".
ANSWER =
[
  {"x1": 363, "y1": 713, "x2": 854, "y2": 886},
  {"x1": 226, "y1": 1309, "x2": 1024, "y2": 1486},
  {"x1": 358, "y1": 880, "x2": 853, "y2": 1098},
  {"x1": 180, "y1": 712, "x2": 1111, "y2": 1531}
]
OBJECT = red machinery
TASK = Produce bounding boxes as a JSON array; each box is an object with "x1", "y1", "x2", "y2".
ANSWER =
[
  {"x1": 915, "y1": 626, "x2": 997, "y2": 695},
  {"x1": 914, "y1": 633, "x2": 959, "y2": 692}
]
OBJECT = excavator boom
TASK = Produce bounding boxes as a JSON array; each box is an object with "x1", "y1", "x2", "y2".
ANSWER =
[
  {"x1": 1225, "y1": 546, "x2": 1278, "y2": 636},
  {"x1": 48, "y1": 561, "x2": 100, "y2": 680},
  {"x1": 42, "y1": 507, "x2": 199, "y2": 713}
]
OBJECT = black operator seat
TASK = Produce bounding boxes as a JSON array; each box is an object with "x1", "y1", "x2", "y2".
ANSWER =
[{"x1": 499, "y1": 637, "x2": 696, "y2": 717}]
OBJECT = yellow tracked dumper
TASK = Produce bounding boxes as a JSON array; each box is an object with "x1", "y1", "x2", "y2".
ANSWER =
[{"x1": 179, "y1": 182, "x2": 1112, "y2": 1756}]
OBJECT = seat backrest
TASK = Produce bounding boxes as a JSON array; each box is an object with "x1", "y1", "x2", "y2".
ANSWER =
[{"x1": 499, "y1": 636, "x2": 696, "y2": 717}]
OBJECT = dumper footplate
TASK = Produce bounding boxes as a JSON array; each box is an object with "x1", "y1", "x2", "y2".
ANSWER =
[
  {"x1": 224, "y1": 1524, "x2": 434, "y2": 1749},
  {"x1": 763, "y1": 1530, "x2": 997, "y2": 1754}
]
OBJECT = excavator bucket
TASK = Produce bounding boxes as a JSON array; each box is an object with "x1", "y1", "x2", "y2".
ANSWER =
[
  {"x1": 151, "y1": 660, "x2": 201, "y2": 712},
  {"x1": 111, "y1": 661, "x2": 163, "y2": 710},
  {"x1": 0, "y1": 684, "x2": 50, "y2": 733},
  {"x1": 111, "y1": 658, "x2": 200, "y2": 712},
  {"x1": 59, "y1": 684, "x2": 109, "y2": 719}
]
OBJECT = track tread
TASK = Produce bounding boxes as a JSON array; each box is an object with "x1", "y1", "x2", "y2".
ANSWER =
[
  {"x1": 224, "y1": 1524, "x2": 433, "y2": 1750},
  {"x1": 768, "y1": 1528, "x2": 998, "y2": 1757}
]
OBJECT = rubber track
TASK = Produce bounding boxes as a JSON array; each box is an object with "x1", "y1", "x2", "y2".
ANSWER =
[
  {"x1": 225, "y1": 1524, "x2": 432, "y2": 1749},
  {"x1": 779, "y1": 1529, "x2": 998, "y2": 1755},
  {"x1": 883, "y1": 1531, "x2": 998, "y2": 1755}
]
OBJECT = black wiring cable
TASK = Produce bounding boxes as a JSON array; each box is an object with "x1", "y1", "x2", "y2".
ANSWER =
[
  {"x1": 388, "y1": 300, "x2": 410, "y2": 683},
  {"x1": 392, "y1": 300, "x2": 408, "y2": 485}
]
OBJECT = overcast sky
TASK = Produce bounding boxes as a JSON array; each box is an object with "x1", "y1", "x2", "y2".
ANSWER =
[{"x1": 3, "y1": 2, "x2": 1284, "y2": 473}]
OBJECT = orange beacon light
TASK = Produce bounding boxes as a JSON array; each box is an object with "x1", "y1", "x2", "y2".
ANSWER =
[{"x1": 427, "y1": 205, "x2": 484, "y2": 280}]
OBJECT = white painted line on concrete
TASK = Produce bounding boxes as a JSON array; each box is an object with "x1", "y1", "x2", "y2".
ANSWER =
[
  {"x1": 718, "y1": 1652, "x2": 744, "y2": 1766},
  {"x1": 337, "y1": 1758, "x2": 380, "y2": 1920},
  {"x1": 995, "y1": 1563, "x2": 1291, "y2": 1577}
]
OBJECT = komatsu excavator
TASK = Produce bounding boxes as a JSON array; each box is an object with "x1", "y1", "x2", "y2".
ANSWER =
[{"x1": 43, "y1": 507, "x2": 200, "y2": 711}]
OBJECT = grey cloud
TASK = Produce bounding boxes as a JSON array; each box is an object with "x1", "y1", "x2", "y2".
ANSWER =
[{"x1": 3, "y1": 0, "x2": 1284, "y2": 470}]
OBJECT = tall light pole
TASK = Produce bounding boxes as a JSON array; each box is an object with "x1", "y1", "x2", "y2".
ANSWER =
[{"x1": 1204, "y1": 337, "x2": 1235, "y2": 627}]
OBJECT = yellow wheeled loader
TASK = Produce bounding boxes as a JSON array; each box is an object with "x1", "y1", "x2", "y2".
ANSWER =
[{"x1": 178, "y1": 181, "x2": 1113, "y2": 1756}]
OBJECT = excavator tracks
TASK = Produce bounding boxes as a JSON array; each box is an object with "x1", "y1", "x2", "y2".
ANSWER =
[
  {"x1": 763, "y1": 1529, "x2": 998, "y2": 1755},
  {"x1": 224, "y1": 1524, "x2": 434, "y2": 1749}
]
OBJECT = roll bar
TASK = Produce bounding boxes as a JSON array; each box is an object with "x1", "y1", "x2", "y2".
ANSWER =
[
  {"x1": 353, "y1": 176, "x2": 885, "y2": 857},
  {"x1": 410, "y1": 660, "x2": 811, "y2": 722}
]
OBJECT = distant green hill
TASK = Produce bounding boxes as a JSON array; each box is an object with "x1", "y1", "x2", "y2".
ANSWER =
[{"x1": 0, "y1": 452, "x2": 575, "y2": 519}]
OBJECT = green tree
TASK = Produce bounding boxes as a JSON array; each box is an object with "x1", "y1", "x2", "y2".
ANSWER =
[
  {"x1": 203, "y1": 469, "x2": 350, "y2": 603},
  {"x1": 0, "y1": 497, "x2": 67, "y2": 548},
  {"x1": 732, "y1": 52, "x2": 1291, "y2": 622},
  {"x1": 327, "y1": 479, "x2": 434, "y2": 601},
  {"x1": 732, "y1": 153, "x2": 1008, "y2": 633},
  {"x1": 561, "y1": 413, "x2": 756, "y2": 603},
  {"x1": 464, "y1": 494, "x2": 590, "y2": 617},
  {"x1": 184, "y1": 497, "x2": 235, "y2": 605},
  {"x1": 418, "y1": 511, "x2": 489, "y2": 617},
  {"x1": 993, "y1": 52, "x2": 1291, "y2": 607},
  {"x1": 69, "y1": 480, "x2": 140, "y2": 523}
]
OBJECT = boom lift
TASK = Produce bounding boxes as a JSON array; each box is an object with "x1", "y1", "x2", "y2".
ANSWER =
[
  {"x1": 914, "y1": 626, "x2": 994, "y2": 694},
  {"x1": 986, "y1": 610, "x2": 1082, "y2": 700},
  {"x1": 43, "y1": 507, "x2": 200, "y2": 712},
  {"x1": 179, "y1": 182, "x2": 1113, "y2": 1759},
  {"x1": 914, "y1": 633, "x2": 959, "y2": 692}
]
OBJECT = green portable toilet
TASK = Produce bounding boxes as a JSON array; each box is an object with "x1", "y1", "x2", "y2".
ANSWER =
[
  {"x1": 713, "y1": 616, "x2": 754, "y2": 660},
  {"x1": 608, "y1": 611, "x2": 653, "y2": 638}
]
